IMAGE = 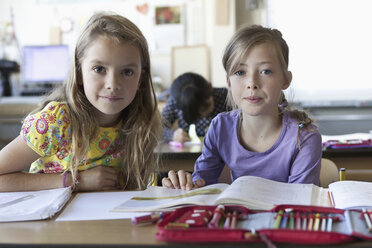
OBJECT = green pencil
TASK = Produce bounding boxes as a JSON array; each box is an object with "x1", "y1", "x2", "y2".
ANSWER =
[
  {"x1": 273, "y1": 210, "x2": 284, "y2": 229},
  {"x1": 288, "y1": 212, "x2": 295, "y2": 229}
]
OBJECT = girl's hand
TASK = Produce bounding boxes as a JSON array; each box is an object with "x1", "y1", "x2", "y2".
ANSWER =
[
  {"x1": 162, "y1": 170, "x2": 205, "y2": 191},
  {"x1": 77, "y1": 166, "x2": 119, "y2": 191},
  {"x1": 173, "y1": 128, "x2": 191, "y2": 143}
]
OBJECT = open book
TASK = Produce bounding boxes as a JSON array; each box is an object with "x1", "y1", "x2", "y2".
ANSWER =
[
  {"x1": 112, "y1": 176, "x2": 372, "y2": 212},
  {"x1": 0, "y1": 187, "x2": 72, "y2": 222},
  {"x1": 112, "y1": 176, "x2": 330, "y2": 212},
  {"x1": 328, "y1": 180, "x2": 372, "y2": 209}
]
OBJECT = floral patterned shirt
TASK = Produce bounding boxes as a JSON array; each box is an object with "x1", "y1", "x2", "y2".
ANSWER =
[{"x1": 21, "y1": 101, "x2": 125, "y2": 174}]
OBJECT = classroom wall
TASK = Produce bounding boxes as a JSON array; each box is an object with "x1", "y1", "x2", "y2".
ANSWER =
[
  {"x1": 235, "y1": 0, "x2": 266, "y2": 28},
  {"x1": 0, "y1": 0, "x2": 243, "y2": 91}
]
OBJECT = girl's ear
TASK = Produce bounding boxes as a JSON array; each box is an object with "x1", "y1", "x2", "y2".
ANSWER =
[{"x1": 282, "y1": 71, "x2": 292, "y2": 90}]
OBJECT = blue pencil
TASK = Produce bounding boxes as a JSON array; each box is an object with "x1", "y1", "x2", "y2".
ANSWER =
[
  {"x1": 280, "y1": 212, "x2": 288, "y2": 229},
  {"x1": 326, "y1": 214, "x2": 333, "y2": 232}
]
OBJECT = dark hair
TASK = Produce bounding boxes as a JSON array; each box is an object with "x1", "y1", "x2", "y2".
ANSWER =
[{"x1": 171, "y1": 72, "x2": 212, "y2": 124}]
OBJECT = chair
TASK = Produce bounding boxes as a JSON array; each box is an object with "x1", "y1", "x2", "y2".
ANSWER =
[{"x1": 320, "y1": 158, "x2": 339, "y2": 188}]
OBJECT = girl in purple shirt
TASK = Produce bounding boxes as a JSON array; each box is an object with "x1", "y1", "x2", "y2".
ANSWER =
[{"x1": 162, "y1": 25, "x2": 322, "y2": 190}]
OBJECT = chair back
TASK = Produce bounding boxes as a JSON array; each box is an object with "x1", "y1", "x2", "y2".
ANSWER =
[{"x1": 320, "y1": 158, "x2": 339, "y2": 188}]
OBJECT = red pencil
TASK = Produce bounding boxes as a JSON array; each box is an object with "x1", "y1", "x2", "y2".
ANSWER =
[{"x1": 131, "y1": 211, "x2": 172, "y2": 226}]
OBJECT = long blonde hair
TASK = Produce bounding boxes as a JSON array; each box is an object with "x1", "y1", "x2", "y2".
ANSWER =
[
  {"x1": 33, "y1": 12, "x2": 161, "y2": 189},
  {"x1": 222, "y1": 25, "x2": 315, "y2": 148}
]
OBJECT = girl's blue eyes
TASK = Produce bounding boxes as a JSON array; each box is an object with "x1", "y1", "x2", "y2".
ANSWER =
[
  {"x1": 92, "y1": 66, "x2": 134, "y2": 76},
  {"x1": 234, "y1": 69, "x2": 272, "y2": 76},
  {"x1": 234, "y1": 70, "x2": 245, "y2": 76},
  {"x1": 261, "y1": 69, "x2": 272, "y2": 75}
]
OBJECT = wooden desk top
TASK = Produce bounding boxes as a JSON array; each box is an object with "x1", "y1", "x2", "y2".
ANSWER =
[
  {"x1": 155, "y1": 142, "x2": 202, "y2": 160},
  {"x1": 0, "y1": 192, "x2": 372, "y2": 248},
  {"x1": 1, "y1": 218, "x2": 372, "y2": 248},
  {"x1": 0, "y1": 218, "x2": 158, "y2": 245},
  {"x1": 323, "y1": 148, "x2": 372, "y2": 158}
]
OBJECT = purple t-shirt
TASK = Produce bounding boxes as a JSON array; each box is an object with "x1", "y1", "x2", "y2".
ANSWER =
[{"x1": 192, "y1": 110, "x2": 322, "y2": 186}]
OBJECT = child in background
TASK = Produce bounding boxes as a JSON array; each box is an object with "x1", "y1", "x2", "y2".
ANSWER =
[
  {"x1": 163, "y1": 25, "x2": 322, "y2": 190},
  {"x1": 0, "y1": 12, "x2": 161, "y2": 192},
  {"x1": 161, "y1": 72, "x2": 228, "y2": 143}
]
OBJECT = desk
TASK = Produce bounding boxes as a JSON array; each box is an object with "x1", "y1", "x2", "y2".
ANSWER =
[
  {"x1": 1, "y1": 208, "x2": 372, "y2": 248},
  {"x1": 155, "y1": 142, "x2": 202, "y2": 172},
  {"x1": 323, "y1": 148, "x2": 372, "y2": 182}
]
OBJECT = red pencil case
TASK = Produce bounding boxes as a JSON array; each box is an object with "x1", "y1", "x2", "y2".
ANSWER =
[{"x1": 155, "y1": 204, "x2": 372, "y2": 245}]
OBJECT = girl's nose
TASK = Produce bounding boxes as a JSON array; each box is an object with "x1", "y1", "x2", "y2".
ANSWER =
[
  {"x1": 247, "y1": 82, "x2": 258, "y2": 89},
  {"x1": 106, "y1": 74, "x2": 121, "y2": 90},
  {"x1": 246, "y1": 76, "x2": 259, "y2": 89}
]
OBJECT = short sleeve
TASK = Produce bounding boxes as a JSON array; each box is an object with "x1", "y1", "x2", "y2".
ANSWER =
[
  {"x1": 192, "y1": 116, "x2": 226, "y2": 185},
  {"x1": 288, "y1": 128, "x2": 322, "y2": 185},
  {"x1": 20, "y1": 101, "x2": 71, "y2": 157}
]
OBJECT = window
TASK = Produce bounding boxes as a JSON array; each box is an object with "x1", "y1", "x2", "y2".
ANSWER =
[{"x1": 267, "y1": 0, "x2": 372, "y2": 106}]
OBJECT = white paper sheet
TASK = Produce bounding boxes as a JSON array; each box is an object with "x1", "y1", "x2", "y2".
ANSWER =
[
  {"x1": 0, "y1": 187, "x2": 72, "y2": 222},
  {"x1": 56, "y1": 191, "x2": 150, "y2": 221},
  {"x1": 322, "y1": 133, "x2": 372, "y2": 142}
]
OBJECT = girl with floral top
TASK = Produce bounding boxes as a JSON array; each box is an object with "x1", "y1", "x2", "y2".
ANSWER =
[{"x1": 0, "y1": 12, "x2": 161, "y2": 192}]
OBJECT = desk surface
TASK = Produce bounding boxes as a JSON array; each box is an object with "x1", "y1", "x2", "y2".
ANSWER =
[
  {"x1": 155, "y1": 142, "x2": 202, "y2": 160},
  {"x1": 1, "y1": 214, "x2": 372, "y2": 247},
  {"x1": 0, "y1": 192, "x2": 372, "y2": 248},
  {"x1": 323, "y1": 148, "x2": 372, "y2": 158}
]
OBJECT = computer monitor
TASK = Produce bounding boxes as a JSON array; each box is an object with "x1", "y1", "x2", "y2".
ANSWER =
[{"x1": 22, "y1": 45, "x2": 70, "y2": 86}]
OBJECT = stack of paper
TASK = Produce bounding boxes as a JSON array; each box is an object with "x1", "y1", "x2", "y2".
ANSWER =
[
  {"x1": 322, "y1": 133, "x2": 372, "y2": 142},
  {"x1": 0, "y1": 187, "x2": 72, "y2": 222}
]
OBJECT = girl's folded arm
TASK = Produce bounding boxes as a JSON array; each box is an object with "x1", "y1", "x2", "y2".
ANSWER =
[
  {"x1": 0, "y1": 135, "x2": 62, "y2": 192},
  {"x1": 0, "y1": 172, "x2": 63, "y2": 192},
  {"x1": 0, "y1": 135, "x2": 40, "y2": 175}
]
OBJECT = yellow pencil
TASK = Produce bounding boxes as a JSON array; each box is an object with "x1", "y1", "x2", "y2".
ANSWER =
[
  {"x1": 152, "y1": 172, "x2": 158, "y2": 186},
  {"x1": 313, "y1": 213, "x2": 321, "y2": 231},
  {"x1": 339, "y1": 168, "x2": 346, "y2": 181}
]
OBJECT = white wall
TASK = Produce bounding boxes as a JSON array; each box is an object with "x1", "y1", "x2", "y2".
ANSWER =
[
  {"x1": 0, "y1": 0, "x2": 237, "y2": 91},
  {"x1": 267, "y1": 0, "x2": 372, "y2": 104},
  {"x1": 204, "y1": 0, "x2": 236, "y2": 88}
]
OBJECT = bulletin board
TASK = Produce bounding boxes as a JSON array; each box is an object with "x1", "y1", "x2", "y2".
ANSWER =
[{"x1": 171, "y1": 45, "x2": 210, "y2": 81}]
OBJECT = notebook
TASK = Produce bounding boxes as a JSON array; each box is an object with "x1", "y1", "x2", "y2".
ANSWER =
[{"x1": 0, "y1": 187, "x2": 71, "y2": 222}]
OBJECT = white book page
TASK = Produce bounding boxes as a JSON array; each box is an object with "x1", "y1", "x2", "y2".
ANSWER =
[
  {"x1": 311, "y1": 187, "x2": 332, "y2": 207},
  {"x1": 0, "y1": 193, "x2": 34, "y2": 208},
  {"x1": 329, "y1": 181, "x2": 372, "y2": 209},
  {"x1": 111, "y1": 183, "x2": 229, "y2": 212},
  {"x1": 56, "y1": 192, "x2": 145, "y2": 221},
  {"x1": 0, "y1": 187, "x2": 71, "y2": 222},
  {"x1": 215, "y1": 176, "x2": 317, "y2": 210}
]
